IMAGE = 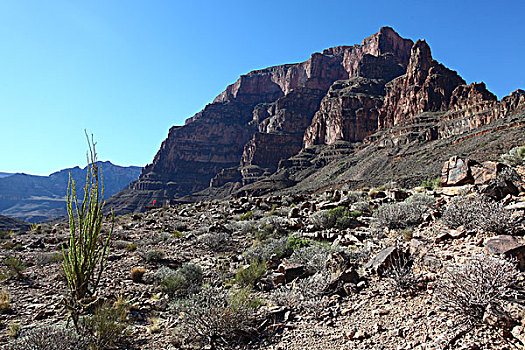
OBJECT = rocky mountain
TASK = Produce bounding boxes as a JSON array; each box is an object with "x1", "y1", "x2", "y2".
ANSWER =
[
  {"x1": 108, "y1": 27, "x2": 524, "y2": 214},
  {"x1": 0, "y1": 214, "x2": 29, "y2": 232},
  {"x1": 0, "y1": 161, "x2": 141, "y2": 222}
]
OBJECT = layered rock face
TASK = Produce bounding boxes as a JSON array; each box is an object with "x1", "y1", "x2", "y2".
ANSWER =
[
  {"x1": 240, "y1": 28, "x2": 413, "y2": 178},
  {"x1": 378, "y1": 40, "x2": 466, "y2": 129},
  {"x1": 109, "y1": 27, "x2": 524, "y2": 213},
  {"x1": 303, "y1": 77, "x2": 386, "y2": 148},
  {"x1": 111, "y1": 27, "x2": 415, "y2": 210}
]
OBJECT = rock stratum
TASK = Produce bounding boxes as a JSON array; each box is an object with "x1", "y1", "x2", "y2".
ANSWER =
[{"x1": 108, "y1": 27, "x2": 525, "y2": 213}]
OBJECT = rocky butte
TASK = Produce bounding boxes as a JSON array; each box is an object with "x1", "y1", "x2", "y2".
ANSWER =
[{"x1": 108, "y1": 27, "x2": 525, "y2": 213}]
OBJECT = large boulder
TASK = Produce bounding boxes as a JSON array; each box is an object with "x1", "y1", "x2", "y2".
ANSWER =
[{"x1": 441, "y1": 156, "x2": 475, "y2": 186}]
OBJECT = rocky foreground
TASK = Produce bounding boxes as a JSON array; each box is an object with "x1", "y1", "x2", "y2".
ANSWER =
[{"x1": 1, "y1": 151, "x2": 525, "y2": 349}]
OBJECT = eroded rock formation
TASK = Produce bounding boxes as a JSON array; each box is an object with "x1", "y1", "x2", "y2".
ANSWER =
[{"x1": 109, "y1": 27, "x2": 524, "y2": 213}]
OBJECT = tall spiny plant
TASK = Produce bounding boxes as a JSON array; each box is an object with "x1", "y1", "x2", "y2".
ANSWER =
[{"x1": 62, "y1": 133, "x2": 113, "y2": 308}]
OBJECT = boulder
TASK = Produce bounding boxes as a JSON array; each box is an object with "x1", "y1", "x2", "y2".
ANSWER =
[
  {"x1": 484, "y1": 235, "x2": 525, "y2": 270},
  {"x1": 471, "y1": 161, "x2": 506, "y2": 184},
  {"x1": 325, "y1": 251, "x2": 353, "y2": 273},
  {"x1": 278, "y1": 263, "x2": 309, "y2": 283},
  {"x1": 365, "y1": 246, "x2": 409, "y2": 276},
  {"x1": 441, "y1": 156, "x2": 475, "y2": 186},
  {"x1": 326, "y1": 266, "x2": 360, "y2": 295}
]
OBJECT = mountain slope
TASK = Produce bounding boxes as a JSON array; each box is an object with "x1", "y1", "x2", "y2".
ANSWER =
[{"x1": 0, "y1": 161, "x2": 141, "y2": 222}]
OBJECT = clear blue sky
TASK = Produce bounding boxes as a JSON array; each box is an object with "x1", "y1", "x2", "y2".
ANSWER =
[{"x1": 1, "y1": 0, "x2": 523, "y2": 175}]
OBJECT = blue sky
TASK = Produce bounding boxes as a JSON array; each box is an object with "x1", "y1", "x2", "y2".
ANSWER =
[{"x1": 1, "y1": 0, "x2": 523, "y2": 175}]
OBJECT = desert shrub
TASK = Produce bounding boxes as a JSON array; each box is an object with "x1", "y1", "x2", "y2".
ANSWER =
[
  {"x1": 435, "y1": 254, "x2": 519, "y2": 322},
  {"x1": 442, "y1": 195, "x2": 509, "y2": 233},
  {"x1": 244, "y1": 236, "x2": 288, "y2": 263},
  {"x1": 239, "y1": 211, "x2": 254, "y2": 221},
  {"x1": 420, "y1": 176, "x2": 441, "y2": 189},
  {"x1": 384, "y1": 254, "x2": 417, "y2": 293},
  {"x1": 235, "y1": 259, "x2": 267, "y2": 287},
  {"x1": 0, "y1": 290, "x2": 10, "y2": 313},
  {"x1": 256, "y1": 216, "x2": 288, "y2": 238},
  {"x1": 406, "y1": 193, "x2": 435, "y2": 208},
  {"x1": 145, "y1": 249, "x2": 166, "y2": 263},
  {"x1": 374, "y1": 201, "x2": 426, "y2": 229},
  {"x1": 270, "y1": 272, "x2": 330, "y2": 318},
  {"x1": 309, "y1": 210, "x2": 330, "y2": 229},
  {"x1": 172, "y1": 285, "x2": 259, "y2": 348},
  {"x1": 112, "y1": 240, "x2": 132, "y2": 250},
  {"x1": 3, "y1": 256, "x2": 26, "y2": 278},
  {"x1": 200, "y1": 231, "x2": 230, "y2": 252},
  {"x1": 289, "y1": 244, "x2": 334, "y2": 272},
  {"x1": 78, "y1": 299, "x2": 129, "y2": 349},
  {"x1": 6, "y1": 325, "x2": 90, "y2": 350},
  {"x1": 501, "y1": 145, "x2": 525, "y2": 166},
  {"x1": 161, "y1": 263, "x2": 203, "y2": 298},
  {"x1": 125, "y1": 242, "x2": 137, "y2": 252},
  {"x1": 285, "y1": 234, "x2": 311, "y2": 252},
  {"x1": 130, "y1": 267, "x2": 146, "y2": 282},
  {"x1": 62, "y1": 135, "x2": 113, "y2": 307},
  {"x1": 244, "y1": 234, "x2": 309, "y2": 264},
  {"x1": 36, "y1": 251, "x2": 63, "y2": 266},
  {"x1": 352, "y1": 201, "x2": 372, "y2": 215}
]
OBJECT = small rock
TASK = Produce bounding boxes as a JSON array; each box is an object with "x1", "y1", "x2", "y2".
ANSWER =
[
  {"x1": 512, "y1": 325, "x2": 525, "y2": 346},
  {"x1": 278, "y1": 263, "x2": 309, "y2": 283},
  {"x1": 484, "y1": 235, "x2": 525, "y2": 270}
]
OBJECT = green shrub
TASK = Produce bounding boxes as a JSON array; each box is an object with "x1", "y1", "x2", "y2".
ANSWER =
[
  {"x1": 235, "y1": 259, "x2": 267, "y2": 287},
  {"x1": 172, "y1": 230, "x2": 184, "y2": 239},
  {"x1": 501, "y1": 145, "x2": 525, "y2": 166},
  {"x1": 285, "y1": 234, "x2": 310, "y2": 253},
  {"x1": 78, "y1": 299, "x2": 129, "y2": 349},
  {"x1": 3, "y1": 256, "x2": 25, "y2": 278},
  {"x1": 9, "y1": 322, "x2": 21, "y2": 338},
  {"x1": 161, "y1": 263, "x2": 203, "y2": 297},
  {"x1": 146, "y1": 249, "x2": 166, "y2": 263},
  {"x1": 311, "y1": 207, "x2": 360, "y2": 230},
  {"x1": 0, "y1": 230, "x2": 12, "y2": 240},
  {"x1": 0, "y1": 290, "x2": 10, "y2": 313},
  {"x1": 62, "y1": 135, "x2": 113, "y2": 306},
  {"x1": 125, "y1": 242, "x2": 137, "y2": 252},
  {"x1": 420, "y1": 176, "x2": 441, "y2": 189},
  {"x1": 239, "y1": 211, "x2": 254, "y2": 221}
]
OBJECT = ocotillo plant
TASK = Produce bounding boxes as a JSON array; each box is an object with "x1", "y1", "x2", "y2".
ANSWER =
[{"x1": 62, "y1": 134, "x2": 113, "y2": 306}]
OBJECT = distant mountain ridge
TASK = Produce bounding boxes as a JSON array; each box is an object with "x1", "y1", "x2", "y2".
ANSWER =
[{"x1": 0, "y1": 161, "x2": 141, "y2": 222}]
